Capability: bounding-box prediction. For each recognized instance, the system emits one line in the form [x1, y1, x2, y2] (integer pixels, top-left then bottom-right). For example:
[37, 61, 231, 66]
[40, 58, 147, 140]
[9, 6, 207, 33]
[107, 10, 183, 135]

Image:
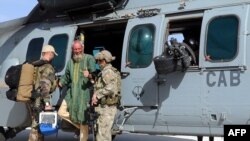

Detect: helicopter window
[26, 37, 44, 62]
[127, 24, 155, 68]
[49, 34, 69, 72]
[168, 18, 202, 65]
[206, 15, 239, 61]
[167, 33, 184, 44]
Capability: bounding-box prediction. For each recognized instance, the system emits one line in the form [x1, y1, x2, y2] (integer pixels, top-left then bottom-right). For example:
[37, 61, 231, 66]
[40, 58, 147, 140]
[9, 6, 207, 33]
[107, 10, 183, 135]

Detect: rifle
[86, 71, 99, 141]
[86, 104, 99, 141]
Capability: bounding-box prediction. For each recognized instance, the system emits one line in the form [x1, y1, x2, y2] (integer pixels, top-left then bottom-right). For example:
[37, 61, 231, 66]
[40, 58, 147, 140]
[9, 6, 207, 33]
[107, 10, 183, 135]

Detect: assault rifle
[86, 104, 99, 141]
[87, 71, 99, 141]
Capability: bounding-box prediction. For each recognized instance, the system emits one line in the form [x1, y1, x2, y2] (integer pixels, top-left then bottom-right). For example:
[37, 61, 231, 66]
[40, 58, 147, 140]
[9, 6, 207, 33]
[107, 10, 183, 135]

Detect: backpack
[5, 60, 48, 102]
[153, 43, 191, 74]
[4, 64, 22, 89]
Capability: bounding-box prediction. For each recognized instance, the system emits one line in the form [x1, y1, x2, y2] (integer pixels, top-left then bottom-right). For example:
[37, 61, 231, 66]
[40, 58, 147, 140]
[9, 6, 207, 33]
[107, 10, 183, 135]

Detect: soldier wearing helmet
[94, 50, 116, 69]
[91, 50, 121, 141]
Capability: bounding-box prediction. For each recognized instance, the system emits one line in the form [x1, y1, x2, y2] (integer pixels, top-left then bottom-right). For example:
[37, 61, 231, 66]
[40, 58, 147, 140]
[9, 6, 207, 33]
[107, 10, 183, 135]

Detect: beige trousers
[58, 100, 89, 141]
[58, 100, 80, 129]
[80, 124, 89, 141]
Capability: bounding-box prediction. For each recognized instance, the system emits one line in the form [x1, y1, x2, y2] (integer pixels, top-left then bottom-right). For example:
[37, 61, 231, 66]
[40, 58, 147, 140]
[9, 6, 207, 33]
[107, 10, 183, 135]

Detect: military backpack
[5, 60, 48, 102]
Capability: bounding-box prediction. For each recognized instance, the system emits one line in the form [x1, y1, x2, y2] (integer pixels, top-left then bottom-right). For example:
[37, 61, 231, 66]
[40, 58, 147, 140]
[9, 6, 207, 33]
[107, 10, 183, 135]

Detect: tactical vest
[105, 67, 121, 106]
[96, 66, 121, 106]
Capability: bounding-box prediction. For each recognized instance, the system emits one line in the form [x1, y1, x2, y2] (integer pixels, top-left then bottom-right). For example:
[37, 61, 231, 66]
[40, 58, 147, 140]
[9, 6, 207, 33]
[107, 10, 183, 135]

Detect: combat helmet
[95, 50, 115, 63]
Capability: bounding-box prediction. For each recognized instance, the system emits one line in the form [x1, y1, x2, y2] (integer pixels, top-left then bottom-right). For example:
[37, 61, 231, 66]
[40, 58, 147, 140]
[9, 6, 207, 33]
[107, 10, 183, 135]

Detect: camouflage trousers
[95, 105, 117, 141]
[28, 97, 44, 141]
[28, 116, 44, 141]
[28, 128, 44, 141]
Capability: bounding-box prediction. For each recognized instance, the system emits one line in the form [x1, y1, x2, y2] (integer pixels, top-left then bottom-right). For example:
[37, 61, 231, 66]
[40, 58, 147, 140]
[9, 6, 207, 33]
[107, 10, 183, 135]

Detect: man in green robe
[58, 40, 96, 141]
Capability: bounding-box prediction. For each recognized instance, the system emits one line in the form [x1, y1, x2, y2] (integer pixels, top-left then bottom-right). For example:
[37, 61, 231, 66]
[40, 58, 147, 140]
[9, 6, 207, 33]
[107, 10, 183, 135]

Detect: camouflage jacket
[94, 64, 121, 104]
[34, 61, 57, 103]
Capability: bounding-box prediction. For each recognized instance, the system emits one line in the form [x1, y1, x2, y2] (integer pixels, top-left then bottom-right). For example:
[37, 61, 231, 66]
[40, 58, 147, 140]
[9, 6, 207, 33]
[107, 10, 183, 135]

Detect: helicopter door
[121, 15, 165, 106]
[199, 5, 249, 135]
[199, 5, 248, 69]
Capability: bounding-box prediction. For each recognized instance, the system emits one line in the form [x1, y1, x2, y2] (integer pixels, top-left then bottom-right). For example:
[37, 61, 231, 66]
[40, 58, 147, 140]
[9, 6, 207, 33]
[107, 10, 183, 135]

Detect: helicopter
[1, 0, 250, 141]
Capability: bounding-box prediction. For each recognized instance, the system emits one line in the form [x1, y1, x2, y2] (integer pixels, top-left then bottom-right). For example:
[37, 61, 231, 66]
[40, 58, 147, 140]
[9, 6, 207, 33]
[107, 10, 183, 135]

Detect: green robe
[60, 54, 96, 124]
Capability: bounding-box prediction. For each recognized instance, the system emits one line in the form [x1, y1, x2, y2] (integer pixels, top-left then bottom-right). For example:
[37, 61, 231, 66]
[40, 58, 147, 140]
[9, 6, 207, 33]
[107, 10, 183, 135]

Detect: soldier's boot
[5, 127, 26, 139]
[5, 128, 17, 139]
[28, 128, 44, 141]
[38, 133, 44, 141]
[80, 124, 89, 141]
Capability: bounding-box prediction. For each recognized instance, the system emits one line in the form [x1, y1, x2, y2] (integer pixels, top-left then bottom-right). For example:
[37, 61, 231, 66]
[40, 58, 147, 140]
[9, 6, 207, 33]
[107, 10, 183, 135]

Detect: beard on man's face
[73, 53, 83, 62]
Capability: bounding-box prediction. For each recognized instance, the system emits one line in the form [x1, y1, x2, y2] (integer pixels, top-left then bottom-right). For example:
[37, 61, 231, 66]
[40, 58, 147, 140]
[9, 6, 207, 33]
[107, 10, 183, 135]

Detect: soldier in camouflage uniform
[91, 50, 121, 141]
[28, 45, 58, 141]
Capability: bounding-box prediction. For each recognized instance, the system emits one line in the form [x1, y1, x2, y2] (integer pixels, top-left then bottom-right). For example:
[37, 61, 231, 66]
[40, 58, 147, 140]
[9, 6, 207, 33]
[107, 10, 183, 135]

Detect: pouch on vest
[103, 67, 121, 106]
[106, 95, 121, 106]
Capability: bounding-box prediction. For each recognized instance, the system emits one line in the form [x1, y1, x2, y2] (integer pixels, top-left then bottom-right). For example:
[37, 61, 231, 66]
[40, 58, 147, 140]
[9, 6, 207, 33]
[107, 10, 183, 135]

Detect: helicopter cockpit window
[26, 37, 44, 62]
[206, 15, 238, 61]
[127, 24, 155, 68]
[49, 34, 68, 72]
